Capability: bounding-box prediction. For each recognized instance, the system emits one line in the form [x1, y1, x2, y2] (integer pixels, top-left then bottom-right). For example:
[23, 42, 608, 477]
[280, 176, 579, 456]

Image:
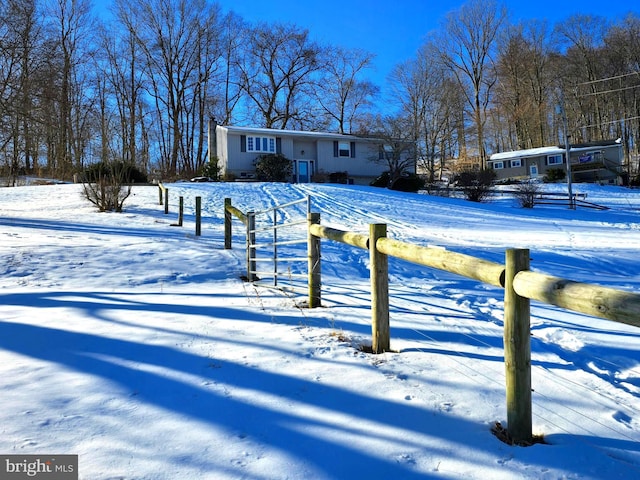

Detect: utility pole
[559, 90, 575, 209]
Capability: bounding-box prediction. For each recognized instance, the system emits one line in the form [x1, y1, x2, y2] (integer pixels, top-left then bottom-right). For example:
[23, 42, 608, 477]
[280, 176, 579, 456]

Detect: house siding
[488, 142, 623, 184]
[216, 125, 400, 184]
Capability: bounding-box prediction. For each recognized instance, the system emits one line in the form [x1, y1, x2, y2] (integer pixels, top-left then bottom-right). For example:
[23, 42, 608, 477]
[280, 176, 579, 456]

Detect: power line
[581, 114, 640, 129]
[580, 83, 640, 97]
[577, 70, 640, 86]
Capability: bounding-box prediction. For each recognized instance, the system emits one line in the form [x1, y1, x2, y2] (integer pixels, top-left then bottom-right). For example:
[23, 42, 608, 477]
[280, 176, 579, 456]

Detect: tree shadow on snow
[1, 288, 637, 478]
[0, 316, 480, 479]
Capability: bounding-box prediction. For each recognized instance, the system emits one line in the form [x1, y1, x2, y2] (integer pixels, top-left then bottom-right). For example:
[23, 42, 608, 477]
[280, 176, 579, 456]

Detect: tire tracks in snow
[294, 184, 424, 236]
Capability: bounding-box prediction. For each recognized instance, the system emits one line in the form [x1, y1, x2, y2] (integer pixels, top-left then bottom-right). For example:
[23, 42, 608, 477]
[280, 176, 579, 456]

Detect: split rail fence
[220, 194, 640, 445]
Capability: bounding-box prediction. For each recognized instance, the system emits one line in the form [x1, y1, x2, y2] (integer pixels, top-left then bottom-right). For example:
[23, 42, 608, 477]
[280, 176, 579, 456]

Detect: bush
[84, 161, 148, 184]
[329, 171, 349, 184]
[454, 168, 496, 202]
[81, 161, 134, 212]
[543, 168, 566, 183]
[254, 153, 292, 182]
[199, 156, 220, 180]
[222, 171, 236, 182]
[514, 181, 540, 208]
[370, 171, 426, 192]
[311, 170, 329, 183]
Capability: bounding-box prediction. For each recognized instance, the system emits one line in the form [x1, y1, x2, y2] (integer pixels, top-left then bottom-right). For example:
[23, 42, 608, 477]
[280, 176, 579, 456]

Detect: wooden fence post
[247, 212, 256, 281]
[224, 198, 232, 249]
[370, 223, 390, 353]
[158, 185, 163, 205]
[178, 196, 184, 227]
[307, 212, 321, 308]
[164, 188, 169, 214]
[195, 196, 202, 236]
[504, 248, 532, 444]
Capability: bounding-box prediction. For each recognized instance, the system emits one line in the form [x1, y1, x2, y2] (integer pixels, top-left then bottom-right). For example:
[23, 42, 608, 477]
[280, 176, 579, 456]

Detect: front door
[294, 160, 314, 183]
[298, 160, 309, 183]
[530, 164, 538, 177]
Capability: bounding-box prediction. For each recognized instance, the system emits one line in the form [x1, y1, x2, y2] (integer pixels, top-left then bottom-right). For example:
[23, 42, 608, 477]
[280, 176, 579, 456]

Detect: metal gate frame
[246, 195, 310, 292]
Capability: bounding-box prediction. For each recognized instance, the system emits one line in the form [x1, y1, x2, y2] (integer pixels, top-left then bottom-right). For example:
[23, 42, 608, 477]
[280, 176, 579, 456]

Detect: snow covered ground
[1, 180, 640, 479]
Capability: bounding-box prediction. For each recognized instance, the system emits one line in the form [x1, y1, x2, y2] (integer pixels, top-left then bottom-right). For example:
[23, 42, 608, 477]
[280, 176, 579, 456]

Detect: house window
[246, 135, 276, 153]
[338, 141, 351, 157]
[547, 154, 563, 165]
[492, 161, 504, 170]
[334, 140, 356, 158]
[510, 159, 522, 168]
[379, 144, 394, 160]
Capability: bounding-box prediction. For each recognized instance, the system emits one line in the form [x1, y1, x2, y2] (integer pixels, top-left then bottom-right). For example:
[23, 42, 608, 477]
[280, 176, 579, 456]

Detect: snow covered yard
[1, 181, 640, 479]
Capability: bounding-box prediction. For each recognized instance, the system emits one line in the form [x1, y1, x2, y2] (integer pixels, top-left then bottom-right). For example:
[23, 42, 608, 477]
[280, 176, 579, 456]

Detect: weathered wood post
[246, 212, 256, 281]
[504, 248, 532, 444]
[178, 196, 184, 227]
[307, 212, 321, 308]
[224, 198, 232, 249]
[370, 223, 390, 353]
[273, 209, 279, 287]
[164, 188, 169, 214]
[195, 196, 202, 236]
[158, 185, 163, 205]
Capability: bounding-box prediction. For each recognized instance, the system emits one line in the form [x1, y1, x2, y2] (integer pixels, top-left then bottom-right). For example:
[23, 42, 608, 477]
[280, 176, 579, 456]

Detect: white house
[214, 125, 401, 184]
[488, 139, 624, 184]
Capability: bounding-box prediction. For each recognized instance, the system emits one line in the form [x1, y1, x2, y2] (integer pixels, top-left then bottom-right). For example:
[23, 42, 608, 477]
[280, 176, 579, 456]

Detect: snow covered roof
[217, 124, 378, 142]
[489, 139, 622, 162]
[490, 146, 563, 161]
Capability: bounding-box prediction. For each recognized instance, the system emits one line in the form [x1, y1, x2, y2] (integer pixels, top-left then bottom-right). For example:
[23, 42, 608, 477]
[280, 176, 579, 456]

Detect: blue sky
[216, 0, 638, 87]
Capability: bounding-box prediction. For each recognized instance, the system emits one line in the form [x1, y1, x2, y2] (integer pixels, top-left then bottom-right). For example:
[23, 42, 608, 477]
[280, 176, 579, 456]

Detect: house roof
[489, 139, 622, 162]
[216, 125, 379, 142]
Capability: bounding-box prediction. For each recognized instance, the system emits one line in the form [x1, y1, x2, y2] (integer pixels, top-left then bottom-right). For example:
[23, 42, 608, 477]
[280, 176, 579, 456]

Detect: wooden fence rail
[512, 270, 640, 327]
[223, 196, 640, 445]
[376, 237, 505, 288]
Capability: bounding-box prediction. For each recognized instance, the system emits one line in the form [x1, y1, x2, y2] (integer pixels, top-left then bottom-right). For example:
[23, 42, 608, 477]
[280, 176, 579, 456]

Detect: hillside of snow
[1, 181, 639, 479]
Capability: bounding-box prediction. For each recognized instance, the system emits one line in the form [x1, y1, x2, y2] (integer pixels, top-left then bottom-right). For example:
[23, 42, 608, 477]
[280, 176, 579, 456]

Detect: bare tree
[316, 46, 378, 134]
[390, 41, 462, 183]
[0, 0, 50, 184]
[96, 12, 147, 171]
[554, 14, 611, 143]
[0, 1, 25, 183]
[116, 0, 223, 177]
[494, 20, 555, 150]
[44, 0, 95, 180]
[238, 22, 321, 129]
[217, 11, 246, 125]
[366, 114, 417, 188]
[604, 14, 640, 176]
[437, 0, 507, 168]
